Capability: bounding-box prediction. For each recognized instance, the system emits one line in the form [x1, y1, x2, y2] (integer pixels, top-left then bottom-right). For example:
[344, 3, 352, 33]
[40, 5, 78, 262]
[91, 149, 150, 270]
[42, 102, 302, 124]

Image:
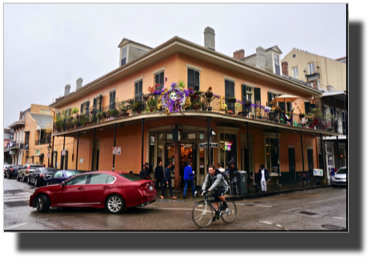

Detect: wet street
[3, 177, 347, 231]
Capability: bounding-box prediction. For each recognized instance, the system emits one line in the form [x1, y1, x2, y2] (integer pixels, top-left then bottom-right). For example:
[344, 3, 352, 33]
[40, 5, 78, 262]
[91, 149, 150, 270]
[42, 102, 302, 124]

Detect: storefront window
[157, 144, 163, 165]
[199, 133, 204, 140]
[219, 133, 237, 170]
[181, 132, 196, 140]
[167, 133, 172, 140]
[199, 148, 205, 175]
[158, 133, 163, 140]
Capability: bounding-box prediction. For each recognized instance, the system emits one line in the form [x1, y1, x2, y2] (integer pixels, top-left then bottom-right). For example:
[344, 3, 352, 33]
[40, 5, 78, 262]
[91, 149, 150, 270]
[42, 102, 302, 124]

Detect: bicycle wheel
[192, 201, 214, 228]
[221, 200, 237, 224]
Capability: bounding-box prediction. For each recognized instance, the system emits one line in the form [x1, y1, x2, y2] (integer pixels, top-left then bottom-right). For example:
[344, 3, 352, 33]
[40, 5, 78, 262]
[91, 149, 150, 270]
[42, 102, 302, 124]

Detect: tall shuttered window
[188, 68, 200, 91]
[225, 80, 235, 113]
[308, 62, 315, 74]
[304, 102, 311, 115]
[155, 71, 164, 91]
[121, 47, 127, 66]
[286, 102, 292, 112]
[267, 92, 276, 106]
[241, 84, 247, 102]
[110, 91, 116, 110]
[135, 80, 143, 102]
[254, 88, 261, 110]
[274, 54, 281, 75]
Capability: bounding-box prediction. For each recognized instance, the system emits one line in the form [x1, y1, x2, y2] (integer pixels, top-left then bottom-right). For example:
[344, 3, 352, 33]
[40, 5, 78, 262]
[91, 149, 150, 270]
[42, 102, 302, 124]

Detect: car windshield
[336, 168, 347, 174]
[65, 171, 83, 177]
[40, 168, 57, 173]
[119, 173, 143, 182]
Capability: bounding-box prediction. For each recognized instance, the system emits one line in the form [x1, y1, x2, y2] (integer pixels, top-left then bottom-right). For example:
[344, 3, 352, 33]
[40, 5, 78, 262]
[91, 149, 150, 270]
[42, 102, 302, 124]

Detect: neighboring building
[234, 46, 283, 76]
[49, 27, 340, 189]
[319, 90, 347, 182]
[335, 56, 346, 63]
[281, 48, 346, 91]
[6, 105, 54, 166]
[4, 128, 14, 164]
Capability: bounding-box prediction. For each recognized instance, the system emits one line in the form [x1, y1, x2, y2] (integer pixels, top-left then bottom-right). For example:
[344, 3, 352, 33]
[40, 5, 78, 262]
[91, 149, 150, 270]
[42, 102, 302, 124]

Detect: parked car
[4, 164, 12, 177]
[30, 171, 156, 214]
[17, 164, 43, 182]
[28, 167, 58, 187]
[46, 170, 85, 185]
[5, 165, 24, 179]
[331, 167, 347, 186]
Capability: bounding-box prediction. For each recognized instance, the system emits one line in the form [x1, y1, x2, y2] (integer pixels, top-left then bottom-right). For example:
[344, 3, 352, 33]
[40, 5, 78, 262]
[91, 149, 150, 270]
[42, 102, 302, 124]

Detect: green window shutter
[254, 88, 261, 106]
[242, 84, 247, 101]
[267, 92, 272, 106]
[99, 95, 103, 112]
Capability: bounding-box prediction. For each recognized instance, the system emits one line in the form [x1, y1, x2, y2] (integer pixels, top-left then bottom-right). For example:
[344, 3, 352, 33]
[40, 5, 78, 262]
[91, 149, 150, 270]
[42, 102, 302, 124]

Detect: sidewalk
[158, 183, 333, 202]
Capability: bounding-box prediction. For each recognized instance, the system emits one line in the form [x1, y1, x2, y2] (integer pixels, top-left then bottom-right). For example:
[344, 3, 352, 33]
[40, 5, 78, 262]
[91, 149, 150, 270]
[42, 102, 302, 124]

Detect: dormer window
[274, 54, 280, 75]
[121, 47, 127, 66]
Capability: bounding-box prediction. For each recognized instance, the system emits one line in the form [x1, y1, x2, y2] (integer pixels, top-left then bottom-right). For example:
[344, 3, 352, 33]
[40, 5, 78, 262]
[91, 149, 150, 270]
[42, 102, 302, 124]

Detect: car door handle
[78, 187, 85, 190]
[103, 186, 110, 189]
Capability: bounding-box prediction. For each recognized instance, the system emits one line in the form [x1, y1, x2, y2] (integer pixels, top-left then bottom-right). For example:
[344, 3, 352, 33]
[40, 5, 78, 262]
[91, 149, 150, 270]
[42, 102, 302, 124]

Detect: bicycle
[192, 191, 237, 228]
[298, 173, 310, 187]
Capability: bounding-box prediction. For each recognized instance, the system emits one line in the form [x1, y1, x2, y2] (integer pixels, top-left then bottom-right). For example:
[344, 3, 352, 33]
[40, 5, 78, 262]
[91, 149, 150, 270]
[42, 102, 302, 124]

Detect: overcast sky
[3, 3, 346, 128]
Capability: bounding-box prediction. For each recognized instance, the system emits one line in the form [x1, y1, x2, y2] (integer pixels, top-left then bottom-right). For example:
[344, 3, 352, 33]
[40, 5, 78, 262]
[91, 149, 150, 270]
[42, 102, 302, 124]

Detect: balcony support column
[141, 118, 145, 172]
[76, 131, 80, 170]
[91, 129, 96, 171]
[62, 134, 66, 170]
[246, 122, 250, 176]
[51, 136, 55, 168]
[207, 116, 210, 169]
[276, 127, 281, 183]
[112, 123, 117, 171]
[320, 133, 325, 179]
[336, 136, 340, 168]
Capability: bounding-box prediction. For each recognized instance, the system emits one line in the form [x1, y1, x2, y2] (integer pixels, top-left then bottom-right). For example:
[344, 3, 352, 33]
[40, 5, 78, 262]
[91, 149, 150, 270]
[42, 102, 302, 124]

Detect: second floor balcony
[35, 138, 51, 146]
[52, 85, 342, 136]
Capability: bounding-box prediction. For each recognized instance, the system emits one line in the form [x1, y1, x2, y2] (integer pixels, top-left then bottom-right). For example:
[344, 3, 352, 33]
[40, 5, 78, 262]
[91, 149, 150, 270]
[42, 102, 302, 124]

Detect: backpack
[215, 169, 230, 184]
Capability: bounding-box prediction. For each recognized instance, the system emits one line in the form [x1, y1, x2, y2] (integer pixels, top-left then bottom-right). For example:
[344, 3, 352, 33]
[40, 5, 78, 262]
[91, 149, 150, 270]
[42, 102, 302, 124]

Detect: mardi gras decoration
[235, 102, 243, 112]
[217, 99, 227, 111]
[158, 83, 194, 115]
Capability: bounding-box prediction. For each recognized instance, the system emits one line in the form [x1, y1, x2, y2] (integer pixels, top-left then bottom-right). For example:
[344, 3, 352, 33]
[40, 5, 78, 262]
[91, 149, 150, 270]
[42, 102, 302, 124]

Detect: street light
[209, 127, 216, 142]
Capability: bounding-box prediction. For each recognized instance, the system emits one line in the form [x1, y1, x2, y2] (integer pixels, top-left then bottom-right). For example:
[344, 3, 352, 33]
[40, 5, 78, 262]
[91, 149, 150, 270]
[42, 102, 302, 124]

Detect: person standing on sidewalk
[161, 162, 177, 200]
[154, 161, 164, 191]
[183, 161, 195, 199]
[259, 164, 270, 192]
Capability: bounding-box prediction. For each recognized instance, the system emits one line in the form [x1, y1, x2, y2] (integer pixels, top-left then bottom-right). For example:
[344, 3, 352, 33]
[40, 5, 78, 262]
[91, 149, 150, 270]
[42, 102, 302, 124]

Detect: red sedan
[29, 171, 156, 214]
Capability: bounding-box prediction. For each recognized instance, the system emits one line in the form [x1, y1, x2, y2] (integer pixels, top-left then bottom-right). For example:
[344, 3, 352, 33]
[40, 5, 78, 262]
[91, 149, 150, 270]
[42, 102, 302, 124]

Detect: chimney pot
[327, 85, 334, 92]
[204, 27, 215, 51]
[233, 49, 245, 60]
[76, 78, 83, 90]
[64, 84, 71, 96]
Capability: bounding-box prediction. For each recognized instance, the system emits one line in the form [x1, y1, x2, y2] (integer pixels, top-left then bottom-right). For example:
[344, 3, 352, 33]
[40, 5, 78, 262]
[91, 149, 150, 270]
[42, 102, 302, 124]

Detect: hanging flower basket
[143, 94, 150, 100]
[227, 97, 236, 103]
[299, 113, 305, 118]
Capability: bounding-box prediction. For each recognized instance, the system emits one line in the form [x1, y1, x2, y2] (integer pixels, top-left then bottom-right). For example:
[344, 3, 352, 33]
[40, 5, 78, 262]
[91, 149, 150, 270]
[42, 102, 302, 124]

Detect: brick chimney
[233, 49, 245, 60]
[282, 61, 289, 76]
[327, 85, 334, 91]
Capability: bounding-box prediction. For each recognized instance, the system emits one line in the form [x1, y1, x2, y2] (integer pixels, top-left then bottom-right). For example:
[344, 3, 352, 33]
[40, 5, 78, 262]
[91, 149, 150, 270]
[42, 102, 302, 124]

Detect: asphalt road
[3, 177, 347, 231]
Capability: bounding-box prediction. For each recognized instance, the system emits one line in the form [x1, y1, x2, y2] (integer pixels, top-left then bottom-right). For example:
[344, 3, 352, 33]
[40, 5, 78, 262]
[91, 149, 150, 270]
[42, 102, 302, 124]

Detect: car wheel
[106, 195, 125, 214]
[36, 194, 50, 213]
[22, 175, 25, 182]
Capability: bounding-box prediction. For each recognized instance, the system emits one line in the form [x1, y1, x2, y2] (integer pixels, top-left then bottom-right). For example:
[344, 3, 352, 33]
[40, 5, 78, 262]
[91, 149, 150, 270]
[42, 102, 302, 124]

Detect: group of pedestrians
[141, 160, 271, 199]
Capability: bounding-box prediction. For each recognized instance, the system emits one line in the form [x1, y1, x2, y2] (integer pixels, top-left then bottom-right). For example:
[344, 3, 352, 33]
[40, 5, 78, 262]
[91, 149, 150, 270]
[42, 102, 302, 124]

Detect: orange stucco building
[49, 30, 340, 190]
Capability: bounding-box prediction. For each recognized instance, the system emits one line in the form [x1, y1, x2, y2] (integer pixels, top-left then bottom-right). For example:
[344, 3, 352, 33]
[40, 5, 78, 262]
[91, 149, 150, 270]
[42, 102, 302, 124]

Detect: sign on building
[313, 169, 323, 177]
[35, 150, 40, 155]
[113, 147, 121, 155]
[47, 152, 50, 158]
[61, 150, 66, 156]
[199, 142, 218, 148]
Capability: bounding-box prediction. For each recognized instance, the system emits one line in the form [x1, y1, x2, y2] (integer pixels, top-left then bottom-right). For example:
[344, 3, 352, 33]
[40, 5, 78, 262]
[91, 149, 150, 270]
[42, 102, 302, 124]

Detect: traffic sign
[199, 142, 218, 148]
[47, 152, 51, 158]
[113, 147, 121, 155]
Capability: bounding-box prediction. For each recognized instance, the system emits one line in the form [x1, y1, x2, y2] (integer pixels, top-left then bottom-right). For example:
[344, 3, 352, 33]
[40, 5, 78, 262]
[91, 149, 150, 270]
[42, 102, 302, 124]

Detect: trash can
[234, 171, 247, 195]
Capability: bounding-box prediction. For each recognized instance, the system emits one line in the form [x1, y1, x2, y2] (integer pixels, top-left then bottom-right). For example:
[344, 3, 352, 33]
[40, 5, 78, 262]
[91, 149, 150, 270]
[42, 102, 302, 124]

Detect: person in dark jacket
[259, 164, 270, 192]
[160, 162, 177, 200]
[229, 163, 238, 181]
[154, 161, 164, 190]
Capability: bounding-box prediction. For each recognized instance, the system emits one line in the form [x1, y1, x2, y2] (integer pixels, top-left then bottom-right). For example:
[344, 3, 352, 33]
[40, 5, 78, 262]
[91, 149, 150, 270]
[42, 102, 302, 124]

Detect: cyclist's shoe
[220, 202, 228, 211]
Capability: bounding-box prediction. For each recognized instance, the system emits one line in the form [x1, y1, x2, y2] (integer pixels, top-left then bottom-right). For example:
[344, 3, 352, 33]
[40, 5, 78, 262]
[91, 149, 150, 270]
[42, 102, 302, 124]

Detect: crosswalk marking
[4, 192, 32, 203]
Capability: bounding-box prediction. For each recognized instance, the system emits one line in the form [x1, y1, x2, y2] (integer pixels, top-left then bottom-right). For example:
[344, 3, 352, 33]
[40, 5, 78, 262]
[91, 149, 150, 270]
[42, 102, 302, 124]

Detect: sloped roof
[281, 74, 313, 88]
[30, 113, 53, 130]
[118, 38, 153, 49]
[241, 45, 283, 60]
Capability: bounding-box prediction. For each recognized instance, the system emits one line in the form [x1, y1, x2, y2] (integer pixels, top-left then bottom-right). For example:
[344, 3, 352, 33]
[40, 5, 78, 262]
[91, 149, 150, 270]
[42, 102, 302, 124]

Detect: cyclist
[201, 165, 229, 221]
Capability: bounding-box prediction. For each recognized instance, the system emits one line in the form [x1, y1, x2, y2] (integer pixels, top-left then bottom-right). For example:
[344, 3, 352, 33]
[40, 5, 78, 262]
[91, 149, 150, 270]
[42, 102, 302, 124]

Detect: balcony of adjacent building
[52, 88, 341, 138]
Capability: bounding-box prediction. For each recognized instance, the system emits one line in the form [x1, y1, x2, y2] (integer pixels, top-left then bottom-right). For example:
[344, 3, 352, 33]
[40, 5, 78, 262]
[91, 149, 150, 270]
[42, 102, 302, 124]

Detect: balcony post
[207, 116, 210, 169]
[76, 131, 80, 170]
[320, 133, 325, 179]
[246, 122, 250, 176]
[336, 136, 340, 168]
[300, 131, 305, 172]
[276, 127, 281, 182]
[112, 123, 117, 171]
[51, 136, 55, 168]
[62, 134, 66, 170]
[141, 118, 145, 171]
[91, 129, 96, 171]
